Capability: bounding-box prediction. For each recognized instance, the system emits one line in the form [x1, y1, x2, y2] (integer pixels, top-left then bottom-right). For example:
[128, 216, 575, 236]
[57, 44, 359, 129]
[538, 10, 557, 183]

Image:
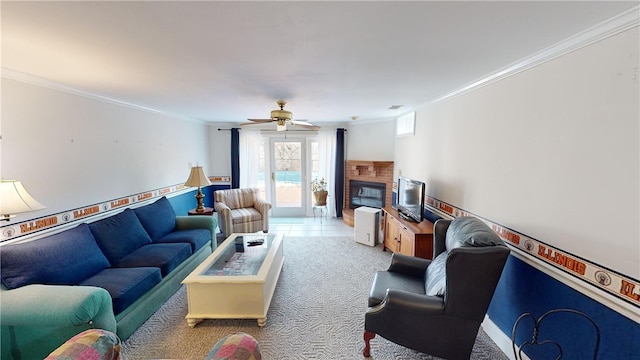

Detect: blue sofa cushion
[113, 243, 192, 277]
[134, 196, 176, 241]
[155, 229, 211, 252]
[80, 267, 162, 315]
[445, 216, 503, 250]
[0, 224, 110, 289]
[89, 209, 153, 265]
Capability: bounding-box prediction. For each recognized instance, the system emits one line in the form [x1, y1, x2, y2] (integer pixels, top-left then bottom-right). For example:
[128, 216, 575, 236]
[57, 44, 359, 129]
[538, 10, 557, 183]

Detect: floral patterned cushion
[205, 332, 261, 360]
[45, 329, 120, 360]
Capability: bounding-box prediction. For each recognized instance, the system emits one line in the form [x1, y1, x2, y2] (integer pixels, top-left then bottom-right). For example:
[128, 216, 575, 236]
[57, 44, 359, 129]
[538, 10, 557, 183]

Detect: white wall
[207, 124, 234, 176]
[346, 119, 395, 160]
[1, 77, 210, 222]
[395, 28, 639, 278]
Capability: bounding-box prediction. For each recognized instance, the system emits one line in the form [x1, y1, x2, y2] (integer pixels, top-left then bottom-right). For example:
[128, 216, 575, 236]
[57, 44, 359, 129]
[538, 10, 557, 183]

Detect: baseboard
[481, 315, 531, 360]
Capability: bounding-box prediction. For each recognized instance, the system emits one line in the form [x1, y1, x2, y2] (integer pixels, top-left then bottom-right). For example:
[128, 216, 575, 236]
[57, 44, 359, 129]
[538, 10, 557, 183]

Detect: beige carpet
[121, 236, 508, 359]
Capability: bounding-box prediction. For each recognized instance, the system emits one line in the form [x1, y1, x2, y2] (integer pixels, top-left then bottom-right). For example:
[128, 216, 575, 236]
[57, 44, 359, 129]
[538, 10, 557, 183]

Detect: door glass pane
[274, 141, 301, 207]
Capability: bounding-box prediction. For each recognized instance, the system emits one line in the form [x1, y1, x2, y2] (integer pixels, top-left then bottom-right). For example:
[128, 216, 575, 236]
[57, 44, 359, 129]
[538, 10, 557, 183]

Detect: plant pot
[313, 190, 328, 206]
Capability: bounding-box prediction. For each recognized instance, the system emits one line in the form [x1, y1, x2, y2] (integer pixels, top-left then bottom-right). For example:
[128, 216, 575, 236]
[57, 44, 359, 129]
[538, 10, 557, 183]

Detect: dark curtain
[231, 128, 240, 189]
[335, 128, 346, 218]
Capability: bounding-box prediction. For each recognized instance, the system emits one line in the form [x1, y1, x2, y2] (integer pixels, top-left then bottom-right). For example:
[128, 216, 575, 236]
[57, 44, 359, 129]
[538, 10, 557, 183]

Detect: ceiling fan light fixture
[245, 101, 319, 131]
[270, 109, 292, 121]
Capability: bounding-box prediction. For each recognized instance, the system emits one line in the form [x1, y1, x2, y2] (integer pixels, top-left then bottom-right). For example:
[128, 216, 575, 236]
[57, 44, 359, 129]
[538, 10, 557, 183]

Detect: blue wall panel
[168, 185, 230, 216]
[489, 256, 640, 359]
[168, 190, 197, 216]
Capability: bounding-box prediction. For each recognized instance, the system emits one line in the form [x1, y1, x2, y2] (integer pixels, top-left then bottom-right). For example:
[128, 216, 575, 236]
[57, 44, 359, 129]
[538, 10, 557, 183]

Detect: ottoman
[205, 332, 261, 360]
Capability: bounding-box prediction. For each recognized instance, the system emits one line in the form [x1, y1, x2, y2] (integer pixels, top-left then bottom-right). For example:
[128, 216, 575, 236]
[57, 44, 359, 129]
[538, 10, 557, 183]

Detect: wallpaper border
[425, 195, 639, 323]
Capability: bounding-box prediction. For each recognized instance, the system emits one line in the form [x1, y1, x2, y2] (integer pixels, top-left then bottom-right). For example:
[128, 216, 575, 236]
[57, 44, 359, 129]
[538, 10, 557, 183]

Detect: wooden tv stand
[381, 207, 434, 259]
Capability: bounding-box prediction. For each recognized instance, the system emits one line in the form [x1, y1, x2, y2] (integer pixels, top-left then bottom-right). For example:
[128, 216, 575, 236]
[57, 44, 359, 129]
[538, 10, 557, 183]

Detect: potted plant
[310, 177, 328, 206]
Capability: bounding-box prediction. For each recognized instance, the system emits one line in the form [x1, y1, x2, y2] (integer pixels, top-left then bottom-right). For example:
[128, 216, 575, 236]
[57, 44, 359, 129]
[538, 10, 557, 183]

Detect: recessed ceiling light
[351, 116, 359, 121]
[388, 105, 403, 110]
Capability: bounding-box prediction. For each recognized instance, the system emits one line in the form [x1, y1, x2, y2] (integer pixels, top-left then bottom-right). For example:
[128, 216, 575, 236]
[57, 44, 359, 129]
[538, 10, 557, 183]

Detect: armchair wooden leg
[363, 330, 376, 357]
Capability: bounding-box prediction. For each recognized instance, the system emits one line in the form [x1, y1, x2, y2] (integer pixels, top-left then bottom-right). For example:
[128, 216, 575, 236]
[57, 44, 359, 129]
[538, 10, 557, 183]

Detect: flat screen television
[396, 176, 425, 222]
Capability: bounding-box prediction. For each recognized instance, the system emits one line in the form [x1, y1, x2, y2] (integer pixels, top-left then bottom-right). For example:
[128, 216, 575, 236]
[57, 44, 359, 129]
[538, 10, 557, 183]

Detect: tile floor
[269, 216, 355, 237]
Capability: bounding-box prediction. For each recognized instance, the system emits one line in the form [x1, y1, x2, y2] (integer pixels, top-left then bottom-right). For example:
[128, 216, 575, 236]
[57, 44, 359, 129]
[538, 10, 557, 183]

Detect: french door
[269, 138, 307, 217]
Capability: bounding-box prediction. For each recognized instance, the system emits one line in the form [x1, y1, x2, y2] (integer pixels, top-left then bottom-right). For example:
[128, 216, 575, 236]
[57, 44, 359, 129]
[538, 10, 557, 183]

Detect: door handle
[271, 172, 275, 181]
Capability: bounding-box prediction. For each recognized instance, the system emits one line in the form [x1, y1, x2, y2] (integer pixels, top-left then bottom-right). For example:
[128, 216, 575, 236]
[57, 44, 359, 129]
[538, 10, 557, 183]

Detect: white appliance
[354, 206, 381, 246]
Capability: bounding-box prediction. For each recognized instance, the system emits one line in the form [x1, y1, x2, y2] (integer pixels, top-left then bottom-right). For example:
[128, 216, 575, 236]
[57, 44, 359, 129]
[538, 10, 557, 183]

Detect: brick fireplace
[342, 160, 394, 226]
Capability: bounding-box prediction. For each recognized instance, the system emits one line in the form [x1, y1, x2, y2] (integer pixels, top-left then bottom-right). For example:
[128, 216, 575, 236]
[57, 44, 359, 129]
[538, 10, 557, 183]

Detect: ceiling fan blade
[291, 120, 320, 130]
[290, 121, 320, 131]
[247, 119, 275, 123]
[291, 120, 314, 126]
[240, 121, 269, 126]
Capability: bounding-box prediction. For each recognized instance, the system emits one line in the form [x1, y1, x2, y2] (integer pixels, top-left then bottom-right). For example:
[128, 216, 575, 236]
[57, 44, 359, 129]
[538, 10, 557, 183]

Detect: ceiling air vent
[388, 105, 403, 110]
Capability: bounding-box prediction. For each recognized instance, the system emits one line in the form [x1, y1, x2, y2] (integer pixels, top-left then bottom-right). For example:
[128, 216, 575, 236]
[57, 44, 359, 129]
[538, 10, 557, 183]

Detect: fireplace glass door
[350, 180, 386, 209]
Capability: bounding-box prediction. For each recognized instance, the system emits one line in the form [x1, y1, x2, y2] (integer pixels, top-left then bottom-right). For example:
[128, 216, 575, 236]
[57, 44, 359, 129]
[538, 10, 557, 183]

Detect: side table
[188, 207, 214, 216]
[313, 205, 327, 224]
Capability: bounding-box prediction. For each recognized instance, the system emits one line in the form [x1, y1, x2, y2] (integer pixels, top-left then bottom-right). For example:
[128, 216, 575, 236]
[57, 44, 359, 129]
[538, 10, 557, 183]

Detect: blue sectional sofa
[0, 196, 217, 360]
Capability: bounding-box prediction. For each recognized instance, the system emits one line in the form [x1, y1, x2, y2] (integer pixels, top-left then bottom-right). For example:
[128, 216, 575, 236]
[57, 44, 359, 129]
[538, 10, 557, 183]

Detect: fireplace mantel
[348, 161, 394, 177]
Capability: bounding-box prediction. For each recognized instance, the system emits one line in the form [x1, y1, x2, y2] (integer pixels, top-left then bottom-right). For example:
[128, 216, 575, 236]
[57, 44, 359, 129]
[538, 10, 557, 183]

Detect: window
[397, 112, 416, 136]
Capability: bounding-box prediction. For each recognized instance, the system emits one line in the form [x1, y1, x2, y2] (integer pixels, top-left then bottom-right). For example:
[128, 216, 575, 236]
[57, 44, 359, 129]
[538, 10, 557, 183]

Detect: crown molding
[3, 6, 637, 123]
[430, 5, 640, 105]
[1, 68, 205, 124]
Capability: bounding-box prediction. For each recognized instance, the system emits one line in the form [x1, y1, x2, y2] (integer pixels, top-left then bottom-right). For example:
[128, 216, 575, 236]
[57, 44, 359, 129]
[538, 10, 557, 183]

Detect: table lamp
[184, 166, 211, 212]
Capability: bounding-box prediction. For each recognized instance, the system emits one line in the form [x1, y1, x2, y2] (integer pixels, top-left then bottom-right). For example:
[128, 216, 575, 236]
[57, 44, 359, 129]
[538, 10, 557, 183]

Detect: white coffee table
[182, 233, 284, 327]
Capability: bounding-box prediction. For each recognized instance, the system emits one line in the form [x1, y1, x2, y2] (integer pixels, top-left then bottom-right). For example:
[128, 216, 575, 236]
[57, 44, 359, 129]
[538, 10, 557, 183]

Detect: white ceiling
[2, 1, 637, 125]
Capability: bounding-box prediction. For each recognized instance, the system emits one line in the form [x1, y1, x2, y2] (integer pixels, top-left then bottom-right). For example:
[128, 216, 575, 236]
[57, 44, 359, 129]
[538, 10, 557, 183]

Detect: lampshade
[0, 179, 46, 220]
[184, 166, 211, 187]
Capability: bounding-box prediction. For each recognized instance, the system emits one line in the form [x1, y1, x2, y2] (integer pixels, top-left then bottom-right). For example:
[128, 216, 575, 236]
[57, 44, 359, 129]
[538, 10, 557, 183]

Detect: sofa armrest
[433, 219, 451, 257]
[175, 216, 217, 235]
[47, 329, 121, 360]
[253, 198, 272, 212]
[381, 289, 445, 314]
[0, 284, 116, 332]
[213, 202, 233, 237]
[253, 198, 272, 232]
[387, 253, 431, 277]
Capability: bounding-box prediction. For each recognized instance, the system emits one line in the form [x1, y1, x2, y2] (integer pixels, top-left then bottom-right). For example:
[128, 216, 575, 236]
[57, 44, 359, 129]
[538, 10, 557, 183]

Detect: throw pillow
[89, 209, 152, 265]
[424, 251, 447, 296]
[134, 196, 176, 241]
[0, 224, 110, 289]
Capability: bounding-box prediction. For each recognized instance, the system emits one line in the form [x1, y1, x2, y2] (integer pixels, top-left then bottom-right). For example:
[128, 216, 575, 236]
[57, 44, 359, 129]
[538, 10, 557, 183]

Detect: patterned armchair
[213, 188, 271, 238]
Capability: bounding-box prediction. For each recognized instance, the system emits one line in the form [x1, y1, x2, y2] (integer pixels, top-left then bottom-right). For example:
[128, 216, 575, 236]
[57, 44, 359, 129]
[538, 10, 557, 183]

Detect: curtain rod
[259, 129, 319, 134]
[218, 128, 347, 132]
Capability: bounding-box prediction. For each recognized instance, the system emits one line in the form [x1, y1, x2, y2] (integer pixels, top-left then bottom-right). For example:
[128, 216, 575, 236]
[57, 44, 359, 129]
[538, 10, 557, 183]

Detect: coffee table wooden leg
[187, 318, 203, 328]
[257, 317, 266, 327]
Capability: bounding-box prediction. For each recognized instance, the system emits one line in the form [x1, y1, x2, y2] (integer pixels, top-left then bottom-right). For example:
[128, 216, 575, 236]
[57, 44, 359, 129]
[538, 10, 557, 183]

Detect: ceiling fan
[243, 101, 320, 131]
